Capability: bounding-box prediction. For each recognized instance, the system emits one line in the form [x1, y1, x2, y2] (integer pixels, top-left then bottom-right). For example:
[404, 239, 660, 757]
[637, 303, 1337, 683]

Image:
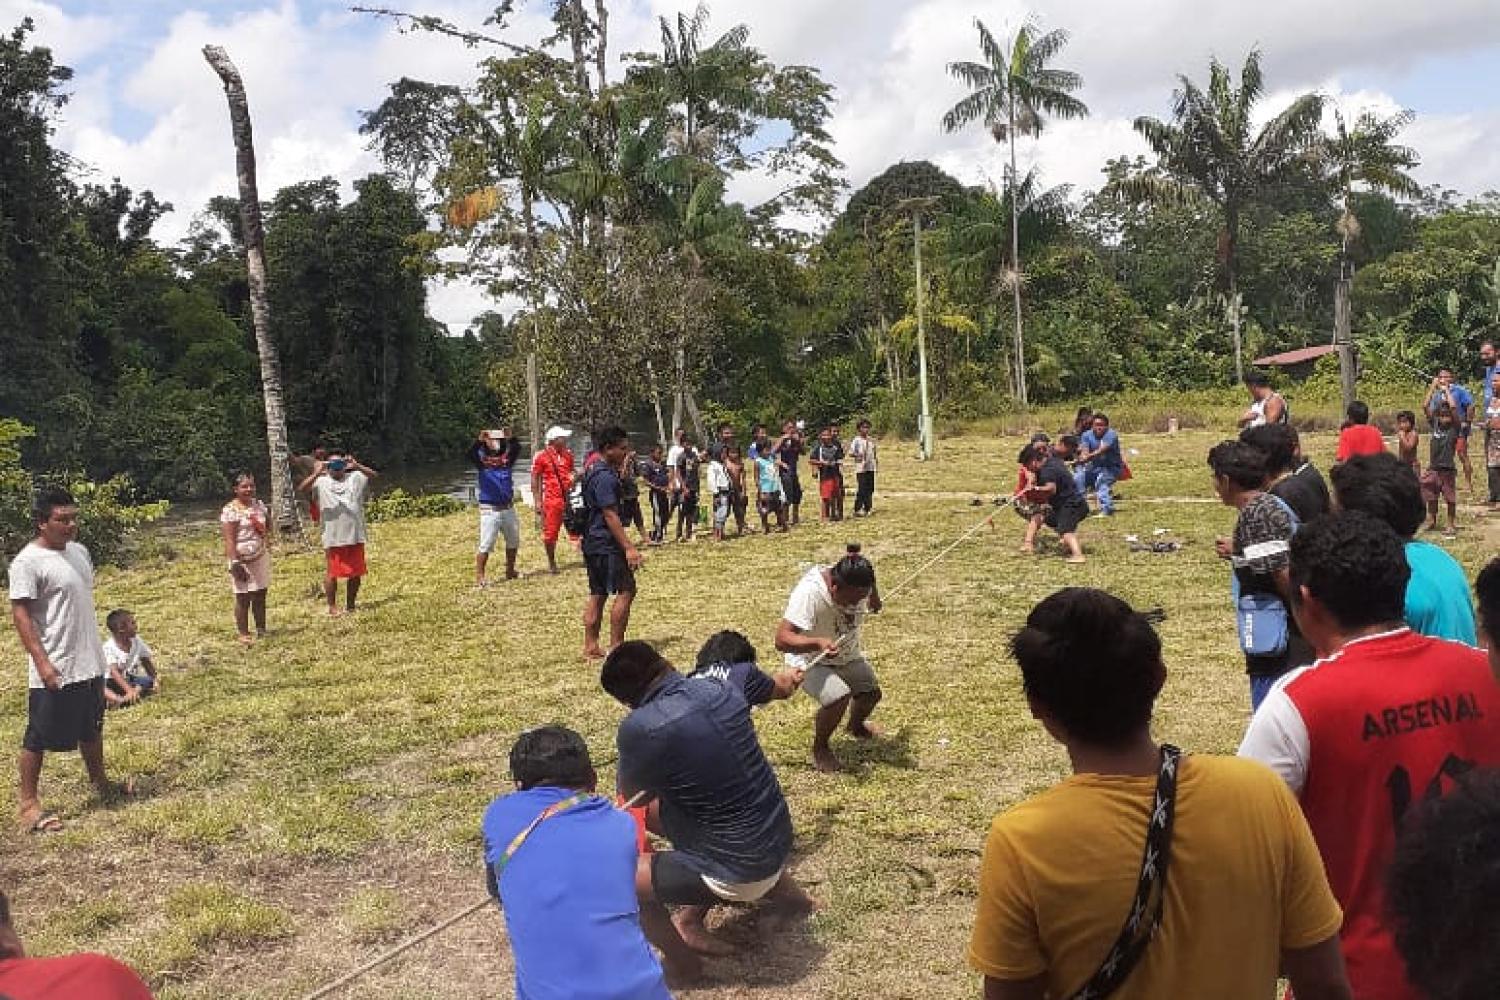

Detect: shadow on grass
[686, 904, 829, 992]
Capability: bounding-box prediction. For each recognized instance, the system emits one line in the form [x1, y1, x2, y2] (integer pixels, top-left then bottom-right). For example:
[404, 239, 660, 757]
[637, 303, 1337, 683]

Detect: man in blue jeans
[1075, 413, 1123, 516]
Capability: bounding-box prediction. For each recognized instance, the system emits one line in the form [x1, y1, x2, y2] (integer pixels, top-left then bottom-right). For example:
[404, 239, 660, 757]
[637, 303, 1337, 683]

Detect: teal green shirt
[1403, 541, 1477, 646]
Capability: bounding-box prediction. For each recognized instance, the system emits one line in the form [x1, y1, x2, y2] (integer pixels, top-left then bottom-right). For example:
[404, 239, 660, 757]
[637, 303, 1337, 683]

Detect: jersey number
[1385, 754, 1475, 826]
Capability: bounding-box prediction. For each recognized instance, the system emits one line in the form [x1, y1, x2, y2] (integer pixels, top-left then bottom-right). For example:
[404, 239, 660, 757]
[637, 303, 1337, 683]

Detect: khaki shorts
[802, 656, 879, 706]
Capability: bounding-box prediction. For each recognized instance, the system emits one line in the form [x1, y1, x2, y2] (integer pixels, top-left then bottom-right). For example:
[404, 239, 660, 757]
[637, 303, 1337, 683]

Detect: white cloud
[11, 0, 1500, 332]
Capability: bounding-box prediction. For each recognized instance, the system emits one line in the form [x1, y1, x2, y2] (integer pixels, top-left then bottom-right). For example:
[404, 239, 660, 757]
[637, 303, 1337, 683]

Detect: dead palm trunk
[1004, 96, 1027, 408]
[203, 45, 301, 534]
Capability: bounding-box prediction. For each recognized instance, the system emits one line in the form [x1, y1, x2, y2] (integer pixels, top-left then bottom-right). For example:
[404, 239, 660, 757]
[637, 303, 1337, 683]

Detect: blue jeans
[1075, 466, 1117, 514]
[1249, 674, 1278, 711]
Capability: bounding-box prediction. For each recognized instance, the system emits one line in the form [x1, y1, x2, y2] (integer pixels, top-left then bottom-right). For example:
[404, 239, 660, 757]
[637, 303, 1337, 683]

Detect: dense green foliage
[3, 8, 1499, 516]
[0, 19, 500, 508]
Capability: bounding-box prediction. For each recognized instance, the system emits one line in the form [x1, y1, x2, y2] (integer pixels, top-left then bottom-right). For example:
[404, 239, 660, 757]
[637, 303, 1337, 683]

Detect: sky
[8, 0, 1500, 332]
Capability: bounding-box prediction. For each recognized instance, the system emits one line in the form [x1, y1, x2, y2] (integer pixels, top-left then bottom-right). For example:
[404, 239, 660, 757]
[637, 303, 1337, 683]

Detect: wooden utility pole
[1334, 274, 1356, 413]
[203, 45, 301, 533]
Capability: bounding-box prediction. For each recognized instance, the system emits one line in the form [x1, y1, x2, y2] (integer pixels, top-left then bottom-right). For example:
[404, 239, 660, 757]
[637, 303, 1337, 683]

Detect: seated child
[482, 726, 673, 997]
[102, 609, 158, 707]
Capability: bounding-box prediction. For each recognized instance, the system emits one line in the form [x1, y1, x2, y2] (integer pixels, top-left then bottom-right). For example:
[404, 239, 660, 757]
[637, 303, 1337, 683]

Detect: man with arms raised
[9, 488, 129, 833]
[1240, 511, 1500, 1000]
[602, 636, 811, 967]
[971, 587, 1350, 1000]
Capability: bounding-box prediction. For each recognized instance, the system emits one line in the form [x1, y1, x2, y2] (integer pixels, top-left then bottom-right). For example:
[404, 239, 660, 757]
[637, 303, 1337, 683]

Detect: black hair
[1010, 588, 1163, 746]
[1018, 442, 1046, 466]
[1057, 434, 1079, 453]
[1435, 403, 1455, 418]
[0, 889, 8, 926]
[231, 469, 255, 487]
[1437, 367, 1453, 376]
[1475, 557, 1500, 649]
[325, 446, 347, 457]
[1329, 452, 1426, 539]
[695, 630, 757, 670]
[1347, 400, 1370, 424]
[1090, 412, 1109, 426]
[509, 725, 594, 791]
[830, 543, 876, 589]
[1207, 440, 1268, 490]
[857, 419, 872, 430]
[600, 640, 670, 707]
[1074, 406, 1093, 420]
[595, 425, 629, 450]
[31, 486, 76, 528]
[1288, 512, 1410, 627]
[1388, 767, 1500, 1000]
[1396, 409, 1416, 425]
[1238, 423, 1296, 475]
[717, 422, 733, 433]
[1243, 370, 1270, 388]
[106, 609, 133, 633]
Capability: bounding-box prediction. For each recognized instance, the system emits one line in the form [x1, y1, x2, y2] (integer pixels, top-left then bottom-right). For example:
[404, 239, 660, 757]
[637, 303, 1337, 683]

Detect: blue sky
[8, 0, 1500, 330]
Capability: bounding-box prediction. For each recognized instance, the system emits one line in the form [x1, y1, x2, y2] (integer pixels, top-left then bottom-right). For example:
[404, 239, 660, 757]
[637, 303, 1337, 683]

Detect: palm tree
[942, 17, 1087, 406]
[1120, 49, 1323, 382]
[1323, 107, 1421, 406]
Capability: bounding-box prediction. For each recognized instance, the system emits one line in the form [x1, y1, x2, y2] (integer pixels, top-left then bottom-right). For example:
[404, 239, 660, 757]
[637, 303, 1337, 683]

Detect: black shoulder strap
[1067, 745, 1183, 1000]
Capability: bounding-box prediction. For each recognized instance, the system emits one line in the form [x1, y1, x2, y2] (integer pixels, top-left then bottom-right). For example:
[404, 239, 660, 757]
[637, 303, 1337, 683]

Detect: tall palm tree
[1120, 50, 1323, 381]
[942, 17, 1087, 406]
[1324, 107, 1421, 278]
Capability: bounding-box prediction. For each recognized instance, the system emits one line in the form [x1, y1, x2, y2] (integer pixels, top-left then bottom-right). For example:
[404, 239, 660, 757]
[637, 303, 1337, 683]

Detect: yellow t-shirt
[969, 754, 1342, 999]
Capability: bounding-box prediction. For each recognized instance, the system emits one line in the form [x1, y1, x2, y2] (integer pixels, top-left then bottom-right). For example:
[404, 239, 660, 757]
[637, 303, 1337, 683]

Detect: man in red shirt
[1335, 401, 1387, 462]
[531, 426, 576, 574]
[1240, 511, 1500, 1000]
[0, 890, 153, 998]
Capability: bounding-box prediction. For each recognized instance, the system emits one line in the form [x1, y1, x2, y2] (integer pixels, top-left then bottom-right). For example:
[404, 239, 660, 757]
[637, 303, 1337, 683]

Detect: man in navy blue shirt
[469, 429, 522, 587]
[482, 726, 679, 996]
[582, 427, 643, 659]
[602, 635, 814, 959]
[1074, 412, 1123, 516]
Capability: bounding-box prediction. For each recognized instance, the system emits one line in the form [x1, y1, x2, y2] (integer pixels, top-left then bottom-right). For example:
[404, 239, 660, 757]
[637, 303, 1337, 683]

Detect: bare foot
[672, 911, 736, 956]
[847, 720, 884, 740]
[812, 745, 843, 772]
[237, 633, 255, 646]
[327, 607, 343, 618]
[1017, 543, 1034, 554]
[1065, 555, 1087, 564]
[583, 645, 607, 660]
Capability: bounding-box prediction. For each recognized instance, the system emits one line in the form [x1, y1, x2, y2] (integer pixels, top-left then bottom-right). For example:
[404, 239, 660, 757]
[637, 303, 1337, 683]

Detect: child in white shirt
[102, 608, 158, 707]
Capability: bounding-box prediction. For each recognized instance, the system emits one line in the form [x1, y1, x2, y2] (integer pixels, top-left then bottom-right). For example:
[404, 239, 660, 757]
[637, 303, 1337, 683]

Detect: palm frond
[942, 89, 997, 133]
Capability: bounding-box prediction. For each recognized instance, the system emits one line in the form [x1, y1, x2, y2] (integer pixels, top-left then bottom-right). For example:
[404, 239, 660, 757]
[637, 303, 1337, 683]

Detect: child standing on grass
[1421, 404, 1460, 536]
[708, 449, 732, 542]
[102, 609, 158, 708]
[674, 442, 701, 542]
[755, 448, 788, 534]
[1485, 371, 1500, 507]
[809, 426, 844, 523]
[1395, 410, 1420, 476]
[642, 444, 671, 543]
[725, 444, 749, 536]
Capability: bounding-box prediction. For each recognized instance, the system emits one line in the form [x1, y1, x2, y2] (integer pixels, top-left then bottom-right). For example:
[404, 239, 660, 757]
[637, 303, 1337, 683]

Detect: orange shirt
[1335, 424, 1387, 462]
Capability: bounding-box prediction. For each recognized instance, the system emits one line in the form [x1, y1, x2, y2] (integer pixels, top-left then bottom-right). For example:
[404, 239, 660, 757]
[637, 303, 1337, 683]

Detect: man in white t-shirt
[298, 449, 378, 616]
[8, 488, 127, 833]
[774, 546, 884, 772]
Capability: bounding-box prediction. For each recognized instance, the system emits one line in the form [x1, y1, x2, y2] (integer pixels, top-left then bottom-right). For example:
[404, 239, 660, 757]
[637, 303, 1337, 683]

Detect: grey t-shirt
[314, 471, 371, 548]
[7, 541, 106, 688]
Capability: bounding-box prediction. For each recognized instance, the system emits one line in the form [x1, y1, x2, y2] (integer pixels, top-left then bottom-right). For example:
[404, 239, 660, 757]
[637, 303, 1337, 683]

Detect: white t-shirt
[313, 471, 370, 548]
[666, 444, 685, 471]
[103, 635, 155, 683]
[707, 461, 732, 495]
[781, 566, 865, 667]
[850, 435, 878, 473]
[7, 541, 106, 688]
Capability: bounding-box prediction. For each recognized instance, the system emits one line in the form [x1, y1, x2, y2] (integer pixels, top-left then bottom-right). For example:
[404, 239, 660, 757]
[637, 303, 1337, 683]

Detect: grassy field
[1, 429, 1494, 999]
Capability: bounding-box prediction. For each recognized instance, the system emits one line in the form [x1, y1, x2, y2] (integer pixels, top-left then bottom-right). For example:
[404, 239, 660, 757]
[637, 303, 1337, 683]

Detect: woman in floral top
[220, 472, 272, 644]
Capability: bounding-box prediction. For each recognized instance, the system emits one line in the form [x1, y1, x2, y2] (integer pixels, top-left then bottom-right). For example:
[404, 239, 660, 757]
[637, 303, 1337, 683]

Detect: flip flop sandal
[27, 810, 64, 834]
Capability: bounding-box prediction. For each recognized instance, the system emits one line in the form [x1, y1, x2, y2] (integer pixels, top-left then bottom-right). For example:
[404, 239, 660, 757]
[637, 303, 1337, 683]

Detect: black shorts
[585, 551, 636, 596]
[24, 678, 105, 752]
[651, 851, 728, 907]
[780, 473, 803, 506]
[1045, 498, 1089, 535]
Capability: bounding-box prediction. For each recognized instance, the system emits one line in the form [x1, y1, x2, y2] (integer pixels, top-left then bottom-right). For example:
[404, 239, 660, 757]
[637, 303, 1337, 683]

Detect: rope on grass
[299, 789, 649, 1000]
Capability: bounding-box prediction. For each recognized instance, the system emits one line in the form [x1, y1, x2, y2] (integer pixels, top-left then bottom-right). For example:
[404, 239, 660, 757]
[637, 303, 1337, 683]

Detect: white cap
[544, 425, 572, 443]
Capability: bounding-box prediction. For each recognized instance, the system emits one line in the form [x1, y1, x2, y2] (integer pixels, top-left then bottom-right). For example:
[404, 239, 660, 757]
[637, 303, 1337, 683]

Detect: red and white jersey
[1239, 628, 1500, 1000]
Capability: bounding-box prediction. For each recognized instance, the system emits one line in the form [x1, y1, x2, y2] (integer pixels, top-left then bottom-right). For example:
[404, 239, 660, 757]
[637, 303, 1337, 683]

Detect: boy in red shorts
[808, 425, 844, 522]
[298, 449, 377, 615]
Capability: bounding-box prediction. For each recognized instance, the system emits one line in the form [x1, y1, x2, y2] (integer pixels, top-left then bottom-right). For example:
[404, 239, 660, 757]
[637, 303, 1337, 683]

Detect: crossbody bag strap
[491, 792, 593, 891]
[1066, 745, 1184, 1000]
